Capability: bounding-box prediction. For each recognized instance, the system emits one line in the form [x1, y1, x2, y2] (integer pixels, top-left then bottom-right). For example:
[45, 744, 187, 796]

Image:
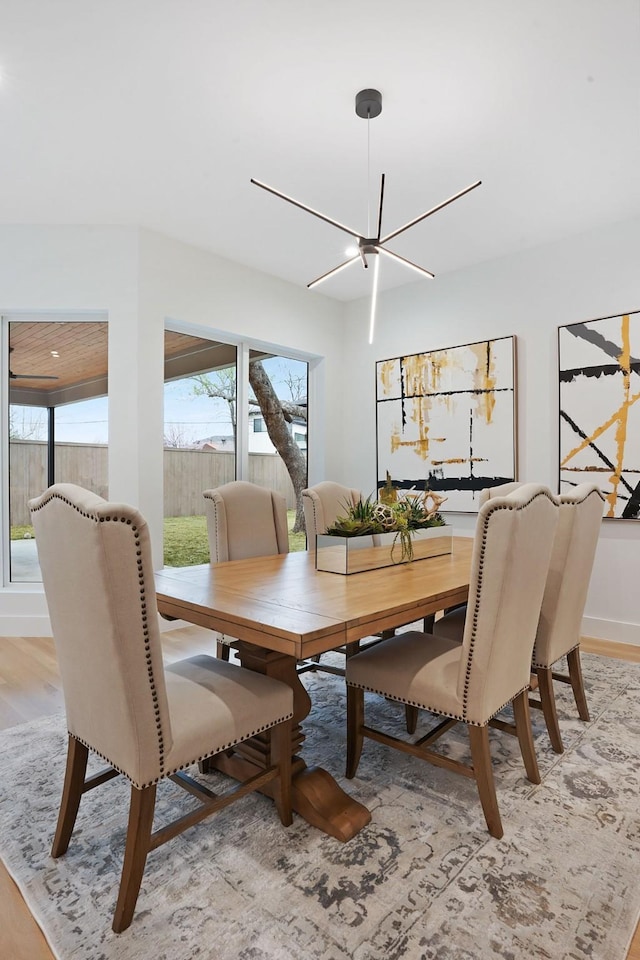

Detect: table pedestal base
[206, 641, 371, 842]
[210, 751, 370, 842]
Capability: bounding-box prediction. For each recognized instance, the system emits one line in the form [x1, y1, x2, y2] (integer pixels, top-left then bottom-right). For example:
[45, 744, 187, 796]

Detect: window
[5, 317, 108, 583]
[162, 331, 309, 563]
[163, 331, 237, 567]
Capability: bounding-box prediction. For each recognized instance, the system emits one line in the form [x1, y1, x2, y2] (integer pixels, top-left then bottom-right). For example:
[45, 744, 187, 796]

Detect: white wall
[0, 225, 345, 635]
[342, 215, 640, 645]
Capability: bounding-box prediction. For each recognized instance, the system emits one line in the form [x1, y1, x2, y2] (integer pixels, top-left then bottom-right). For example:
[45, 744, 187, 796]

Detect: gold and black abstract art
[559, 310, 640, 520]
[376, 337, 516, 512]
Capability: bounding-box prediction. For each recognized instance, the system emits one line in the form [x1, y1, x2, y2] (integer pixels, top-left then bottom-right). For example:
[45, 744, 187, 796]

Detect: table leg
[209, 642, 371, 842]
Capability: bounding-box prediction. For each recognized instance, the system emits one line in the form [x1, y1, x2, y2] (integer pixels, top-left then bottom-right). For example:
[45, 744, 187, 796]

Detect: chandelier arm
[251, 179, 362, 240]
[376, 174, 386, 241]
[379, 179, 482, 245]
[307, 255, 360, 289]
[377, 245, 435, 279]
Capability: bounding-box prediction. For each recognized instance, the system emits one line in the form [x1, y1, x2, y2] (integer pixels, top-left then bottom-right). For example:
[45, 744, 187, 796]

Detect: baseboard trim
[0, 616, 51, 636]
[582, 616, 640, 646]
[0, 613, 190, 638]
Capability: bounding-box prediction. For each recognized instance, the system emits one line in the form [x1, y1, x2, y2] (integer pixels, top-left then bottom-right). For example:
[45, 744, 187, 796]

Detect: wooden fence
[9, 440, 296, 526]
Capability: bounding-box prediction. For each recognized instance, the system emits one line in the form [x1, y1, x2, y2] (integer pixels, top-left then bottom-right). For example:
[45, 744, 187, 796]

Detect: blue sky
[12, 356, 307, 445]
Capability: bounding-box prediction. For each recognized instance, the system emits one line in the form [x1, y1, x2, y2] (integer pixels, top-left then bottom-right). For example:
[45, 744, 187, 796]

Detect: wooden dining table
[155, 536, 473, 842]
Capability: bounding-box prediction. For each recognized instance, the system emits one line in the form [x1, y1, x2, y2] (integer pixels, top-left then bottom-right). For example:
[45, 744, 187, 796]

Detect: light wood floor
[0, 630, 639, 960]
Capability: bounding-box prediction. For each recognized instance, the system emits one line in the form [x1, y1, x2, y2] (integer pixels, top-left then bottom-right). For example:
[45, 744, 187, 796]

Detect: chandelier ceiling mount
[251, 89, 481, 342]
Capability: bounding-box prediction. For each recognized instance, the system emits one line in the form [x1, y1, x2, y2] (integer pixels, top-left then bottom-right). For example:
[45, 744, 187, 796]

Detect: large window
[5, 317, 108, 583]
[162, 331, 308, 566]
[163, 332, 238, 566]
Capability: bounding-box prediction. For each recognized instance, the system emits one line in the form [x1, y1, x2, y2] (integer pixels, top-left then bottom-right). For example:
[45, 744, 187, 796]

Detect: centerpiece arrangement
[316, 478, 451, 575]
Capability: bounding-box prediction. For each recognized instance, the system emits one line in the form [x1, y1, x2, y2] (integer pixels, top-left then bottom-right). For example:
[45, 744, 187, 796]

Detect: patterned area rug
[1, 652, 640, 960]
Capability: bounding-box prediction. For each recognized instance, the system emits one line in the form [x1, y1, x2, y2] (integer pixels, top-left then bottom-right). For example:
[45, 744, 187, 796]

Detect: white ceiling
[1, 0, 639, 301]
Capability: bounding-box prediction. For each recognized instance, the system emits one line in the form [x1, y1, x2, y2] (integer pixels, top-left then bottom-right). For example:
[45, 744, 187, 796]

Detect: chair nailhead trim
[346, 681, 529, 728]
[203, 491, 223, 562]
[532, 642, 579, 670]
[69, 708, 294, 789]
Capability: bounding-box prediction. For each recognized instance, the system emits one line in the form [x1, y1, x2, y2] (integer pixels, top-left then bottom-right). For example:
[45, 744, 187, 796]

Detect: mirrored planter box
[315, 526, 452, 575]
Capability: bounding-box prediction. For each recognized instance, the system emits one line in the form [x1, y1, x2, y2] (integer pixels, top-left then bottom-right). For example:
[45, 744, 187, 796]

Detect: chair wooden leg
[405, 704, 419, 734]
[468, 725, 503, 839]
[52, 735, 89, 858]
[567, 647, 590, 722]
[536, 666, 564, 754]
[270, 719, 293, 827]
[216, 639, 230, 661]
[346, 685, 365, 779]
[112, 784, 157, 933]
[512, 690, 541, 784]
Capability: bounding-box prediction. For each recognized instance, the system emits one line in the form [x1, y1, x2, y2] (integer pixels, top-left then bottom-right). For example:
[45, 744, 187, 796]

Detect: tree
[9, 407, 46, 440]
[191, 368, 237, 445]
[192, 360, 308, 533]
[248, 360, 308, 532]
[163, 423, 190, 448]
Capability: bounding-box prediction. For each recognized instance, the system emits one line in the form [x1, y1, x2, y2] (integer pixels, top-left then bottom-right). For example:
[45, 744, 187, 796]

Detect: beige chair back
[533, 483, 604, 668]
[203, 480, 289, 562]
[477, 481, 522, 507]
[29, 483, 172, 787]
[302, 481, 361, 550]
[458, 484, 558, 723]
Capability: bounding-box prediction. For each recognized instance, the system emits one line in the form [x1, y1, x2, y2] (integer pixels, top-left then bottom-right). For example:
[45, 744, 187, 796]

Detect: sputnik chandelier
[252, 89, 481, 343]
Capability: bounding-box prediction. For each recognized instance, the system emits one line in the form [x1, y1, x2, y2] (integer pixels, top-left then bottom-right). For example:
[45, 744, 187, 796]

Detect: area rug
[1, 653, 640, 960]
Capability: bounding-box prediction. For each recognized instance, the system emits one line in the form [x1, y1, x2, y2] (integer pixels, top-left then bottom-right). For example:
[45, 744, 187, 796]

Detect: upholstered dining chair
[531, 483, 604, 750]
[437, 481, 605, 753]
[302, 481, 362, 551]
[345, 484, 559, 839]
[204, 479, 289, 562]
[30, 483, 293, 933]
[203, 480, 289, 660]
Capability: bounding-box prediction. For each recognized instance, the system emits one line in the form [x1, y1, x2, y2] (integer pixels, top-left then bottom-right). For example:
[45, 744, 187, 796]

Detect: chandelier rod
[381, 179, 482, 245]
[367, 108, 371, 237]
[250, 179, 362, 240]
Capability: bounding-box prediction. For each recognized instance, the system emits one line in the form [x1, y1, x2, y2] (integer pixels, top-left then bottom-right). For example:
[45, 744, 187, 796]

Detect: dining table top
[155, 536, 474, 660]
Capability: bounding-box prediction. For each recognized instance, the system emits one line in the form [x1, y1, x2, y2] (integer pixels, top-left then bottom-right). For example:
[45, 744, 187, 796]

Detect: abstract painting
[376, 336, 516, 512]
[559, 310, 640, 519]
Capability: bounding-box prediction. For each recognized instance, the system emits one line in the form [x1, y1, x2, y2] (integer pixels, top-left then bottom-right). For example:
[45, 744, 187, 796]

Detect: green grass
[287, 512, 307, 553]
[163, 515, 210, 566]
[10, 525, 35, 540]
[11, 512, 306, 565]
[163, 511, 306, 566]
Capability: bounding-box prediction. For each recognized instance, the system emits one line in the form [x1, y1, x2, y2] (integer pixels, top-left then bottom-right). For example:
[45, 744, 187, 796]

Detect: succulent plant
[325, 481, 447, 561]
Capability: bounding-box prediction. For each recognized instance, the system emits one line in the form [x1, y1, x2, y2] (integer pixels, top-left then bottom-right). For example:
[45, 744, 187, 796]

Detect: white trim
[0, 615, 51, 636]
[582, 617, 640, 646]
[236, 342, 250, 479]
